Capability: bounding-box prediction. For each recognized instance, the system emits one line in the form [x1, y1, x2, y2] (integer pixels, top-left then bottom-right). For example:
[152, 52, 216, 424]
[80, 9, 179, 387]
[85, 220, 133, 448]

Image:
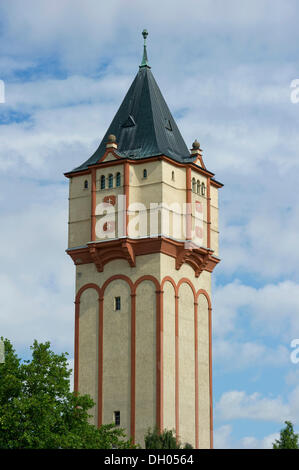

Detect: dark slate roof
[71, 65, 194, 172]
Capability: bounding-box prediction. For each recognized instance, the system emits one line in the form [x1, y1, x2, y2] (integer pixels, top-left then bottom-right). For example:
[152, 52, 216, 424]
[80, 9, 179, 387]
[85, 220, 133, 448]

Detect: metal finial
[140, 29, 150, 68]
[142, 29, 148, 42]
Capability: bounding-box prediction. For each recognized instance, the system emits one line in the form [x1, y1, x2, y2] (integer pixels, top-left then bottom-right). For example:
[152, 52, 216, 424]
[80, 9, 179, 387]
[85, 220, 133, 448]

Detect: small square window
[115, 296, 121, 311]
[114, 411, 120, 426]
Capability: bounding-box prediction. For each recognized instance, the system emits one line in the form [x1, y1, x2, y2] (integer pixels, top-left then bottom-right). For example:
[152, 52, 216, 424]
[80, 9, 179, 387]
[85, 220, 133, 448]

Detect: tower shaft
[65, 33, 222, 448]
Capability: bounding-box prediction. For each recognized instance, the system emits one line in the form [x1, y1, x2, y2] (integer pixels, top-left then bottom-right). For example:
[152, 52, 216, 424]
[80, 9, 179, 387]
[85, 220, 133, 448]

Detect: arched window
[108, 174, 113, 188]
[84, 180, 88, 189]
[116, 172, 121, 187]
[143, 169, 147, 179]
[172, 171, 175, 181]
[192, 177, 196, 192]
[197, 180, 200, 194]
[201, 182, 206, 196]
[100, 175, 105, 189]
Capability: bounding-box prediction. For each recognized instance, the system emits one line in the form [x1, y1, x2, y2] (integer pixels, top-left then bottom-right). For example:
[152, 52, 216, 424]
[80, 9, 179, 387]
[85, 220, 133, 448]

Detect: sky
[0, 0, 299, 449]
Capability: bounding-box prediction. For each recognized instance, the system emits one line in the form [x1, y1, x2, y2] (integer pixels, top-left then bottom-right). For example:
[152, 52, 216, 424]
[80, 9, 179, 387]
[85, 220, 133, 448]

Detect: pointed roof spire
[69, 31, 195, 173]
[140, 29, 150, 68]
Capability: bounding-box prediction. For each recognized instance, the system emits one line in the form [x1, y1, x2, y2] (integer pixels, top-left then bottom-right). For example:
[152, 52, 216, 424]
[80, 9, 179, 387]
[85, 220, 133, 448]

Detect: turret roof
[71, 31, 193, 173]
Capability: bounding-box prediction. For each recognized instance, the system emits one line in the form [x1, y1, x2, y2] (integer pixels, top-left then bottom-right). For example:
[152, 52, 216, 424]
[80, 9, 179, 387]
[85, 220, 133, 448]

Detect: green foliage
[0, 338, 135, 449]
[144, 427, 193, 449]
[183, 442, 194, 449]
[145, 428, 178, 449]
[273, 421, 299, 449]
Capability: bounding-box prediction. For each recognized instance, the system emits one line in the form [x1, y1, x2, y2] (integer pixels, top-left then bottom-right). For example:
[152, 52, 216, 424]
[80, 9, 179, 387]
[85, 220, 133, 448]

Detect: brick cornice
[66, 236, 220, 276]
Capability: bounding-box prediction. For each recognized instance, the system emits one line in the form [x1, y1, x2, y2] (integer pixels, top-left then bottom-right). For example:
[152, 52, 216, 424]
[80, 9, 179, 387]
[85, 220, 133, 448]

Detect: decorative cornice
[175, 245, 210, 277]
[64, 154, 223, 187]
[66, 236, 220, 276]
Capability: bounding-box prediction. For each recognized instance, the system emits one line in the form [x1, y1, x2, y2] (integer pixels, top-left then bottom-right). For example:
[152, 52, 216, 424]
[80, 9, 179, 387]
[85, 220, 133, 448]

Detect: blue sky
[0, 0, 299, 448]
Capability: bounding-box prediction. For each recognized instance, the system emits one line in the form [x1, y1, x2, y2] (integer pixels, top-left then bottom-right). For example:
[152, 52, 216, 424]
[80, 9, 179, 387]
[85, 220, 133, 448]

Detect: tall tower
[65, 31, 222, 448]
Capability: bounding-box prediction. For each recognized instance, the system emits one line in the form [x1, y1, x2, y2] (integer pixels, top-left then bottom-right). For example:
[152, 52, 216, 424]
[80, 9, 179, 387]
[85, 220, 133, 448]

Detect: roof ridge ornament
[140, 29, 151, 69]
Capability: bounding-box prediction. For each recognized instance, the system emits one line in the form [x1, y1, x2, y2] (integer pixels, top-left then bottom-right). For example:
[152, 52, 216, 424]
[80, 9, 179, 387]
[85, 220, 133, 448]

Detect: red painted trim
[97, 147, 122, 163]
[65, 155, 222, 186]
[98, 295, 104, 427]
[175, 293, 179, 442]
[75, 283, 102, 303]
[177, 277, 198, 448]
[161, 276, 179, 441]
[177, 277, 196, 299]
[74, 276, 213, 447]
[101, 274, 134, 295]
[196, 289, 213, 449]
[194, 300, 199, 449]
[91, 168, 96, 241]
[160, 277, 212, 448]
[134, 275, 162, 432]
[155, 288, 164, 432]
[133, 274, 160, 293]
[74, 300, 79, 393]
[161, 276, 178, 295]
[85, 159, 126, 170]
[210, 179, 223, 189]
[207, 177, 211, 249]
[68, 236, 220, 278]
[100, 274, 134, 436]
[208, 305, 213, 449]
[196, 289, 212, 308]
[130, 293, 136, 442]
[74, 283, 102, 422]
[160, 289, 164, 432]
[64, 169, 90, 178]
[124, 161, 130, 236]
[161, 276, 178, 438]
[186, 166, 192, 240]
[161, 276, 180, 441]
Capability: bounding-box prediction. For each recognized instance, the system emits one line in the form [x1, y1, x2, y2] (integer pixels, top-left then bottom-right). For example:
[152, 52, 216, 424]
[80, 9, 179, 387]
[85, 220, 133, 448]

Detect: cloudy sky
[0, 0, 299, 449]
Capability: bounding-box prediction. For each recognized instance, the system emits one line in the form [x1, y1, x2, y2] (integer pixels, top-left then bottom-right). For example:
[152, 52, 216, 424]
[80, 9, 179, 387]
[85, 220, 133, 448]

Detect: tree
[0, 338, 135, 449]
[273, 421, 299, 449]
[144, 427, 193, 449]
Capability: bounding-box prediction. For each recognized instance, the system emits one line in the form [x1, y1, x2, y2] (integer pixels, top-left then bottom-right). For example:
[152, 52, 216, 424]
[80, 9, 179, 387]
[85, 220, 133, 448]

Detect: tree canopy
[0, 338, 134, 449]
[273, 421, 299, 449]
[145, 427, 193, 449]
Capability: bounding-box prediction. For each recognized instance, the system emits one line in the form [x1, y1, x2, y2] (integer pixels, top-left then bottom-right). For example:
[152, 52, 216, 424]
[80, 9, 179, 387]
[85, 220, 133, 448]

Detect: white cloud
[0, 0, 299, 449]
[240, 432, 279, 449]
[0, 0, 297, 77]
[219, 194, 299, 279]
[0, 182, 74, 353]
[216, 387, 299, 424]
[214, 339, 289, 371]
[214, 424, 280, 449]
[214, 424, 233, 449]
[214, 280, 299, 341]
[285, 369, 299, 387]
[5, 75, 131, 110]
[216, 390, 290, 422]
